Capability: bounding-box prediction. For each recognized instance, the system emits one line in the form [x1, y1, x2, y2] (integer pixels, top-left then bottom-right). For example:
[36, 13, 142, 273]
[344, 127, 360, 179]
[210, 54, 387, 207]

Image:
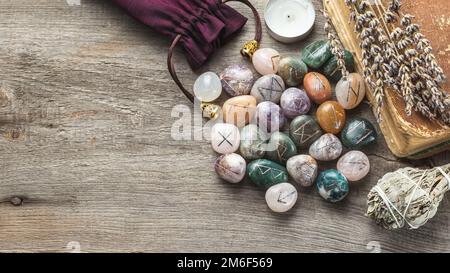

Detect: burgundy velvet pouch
[113, 0, 248, 69]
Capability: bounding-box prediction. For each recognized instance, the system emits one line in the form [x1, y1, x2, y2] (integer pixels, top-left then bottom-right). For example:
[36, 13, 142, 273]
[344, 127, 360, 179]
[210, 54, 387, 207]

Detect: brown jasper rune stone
[303, 72, 332, 104]
[316, 101, 346, 134]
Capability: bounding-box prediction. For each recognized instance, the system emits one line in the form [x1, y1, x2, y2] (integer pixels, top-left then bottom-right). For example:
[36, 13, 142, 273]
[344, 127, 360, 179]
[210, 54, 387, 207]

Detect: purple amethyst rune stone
[220, 64, 255, 97]
[256, 101, 286, 134]
[280, 88, 312, 119]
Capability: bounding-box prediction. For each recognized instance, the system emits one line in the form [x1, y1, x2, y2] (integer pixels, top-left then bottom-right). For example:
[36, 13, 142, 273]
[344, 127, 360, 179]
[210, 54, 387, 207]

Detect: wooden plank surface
[0, 0, 448, 253]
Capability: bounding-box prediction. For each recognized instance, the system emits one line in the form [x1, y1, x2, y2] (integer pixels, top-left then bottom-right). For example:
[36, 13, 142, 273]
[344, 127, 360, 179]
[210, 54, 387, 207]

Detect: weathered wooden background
[0, 0, 448, 253]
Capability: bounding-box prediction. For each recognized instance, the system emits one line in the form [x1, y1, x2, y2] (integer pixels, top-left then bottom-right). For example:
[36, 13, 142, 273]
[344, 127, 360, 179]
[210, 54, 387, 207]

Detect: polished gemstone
[341, 118, 377, 149]
[337, 151, 370, 182]
[214, 153, 246, 183]
[322, 50, 355, 82]
[303, 72, 332, 104]
[336, 73, 366, 110]
[301, 40, 332, 69]
[193, 72, 222, 102]
[211, 123, 240, 154]
[222, 95, 257, 127]
[277, 56, 308, 87]
[265, 183, 298, 213]
[289, 115, 323, 149]
[286, 155, 318, 187]
[220, 64, 254, 97]
[256, 101, 286, 134]
[240, 124, 268, 160]
[316, 101, 346, 134]
[252, 48, 281, 75]
[251, 74, 285, 104]
[309, 133, 343, 161]
[280, 88, 311, 119]
[247, 159, 289, 188]
[316, 169, 349, 203]
[266, 132, 297, 165]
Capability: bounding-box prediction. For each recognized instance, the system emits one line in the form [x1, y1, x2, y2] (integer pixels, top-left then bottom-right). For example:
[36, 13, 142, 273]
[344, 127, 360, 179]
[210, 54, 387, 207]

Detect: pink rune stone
[252, 48, 281, 75]
[337, 151, 370, 182]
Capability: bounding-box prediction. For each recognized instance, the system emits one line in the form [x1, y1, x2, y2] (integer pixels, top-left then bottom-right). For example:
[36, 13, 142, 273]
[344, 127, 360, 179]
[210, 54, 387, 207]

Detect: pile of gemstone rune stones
[194, 40, 377, 213]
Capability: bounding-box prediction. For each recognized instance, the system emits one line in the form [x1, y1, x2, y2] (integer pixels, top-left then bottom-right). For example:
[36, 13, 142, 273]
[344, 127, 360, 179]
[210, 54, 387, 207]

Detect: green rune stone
[277, 56, 309, 87]
[266, 132, 298, 165]
[341, 118, 378, 149]
[240, 124, 267, 161]
[301, 40, 332, 69]
[289, 115, 324, 150]
[322, 50, 356, 82]
[247, 159, 289, 188]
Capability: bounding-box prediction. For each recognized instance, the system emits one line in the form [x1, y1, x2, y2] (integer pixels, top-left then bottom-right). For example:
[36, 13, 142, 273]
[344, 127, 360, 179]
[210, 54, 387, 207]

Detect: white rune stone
[214, 153, 247, 183]
[265, 182, 298, 213]
[250, 74, 285, 104]
[286, 155, 318, 187]
[335, 73, 366, 110]
[193, 72, 223, 102]
[309, 133, 343, 161]
[211, 123, 240, 154]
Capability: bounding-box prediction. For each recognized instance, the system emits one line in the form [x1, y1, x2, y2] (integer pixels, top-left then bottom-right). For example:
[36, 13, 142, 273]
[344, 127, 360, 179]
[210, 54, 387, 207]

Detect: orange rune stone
[303, 72, 332, 104]
[316, 101, 346, 134]
[222, 95, 257, 127]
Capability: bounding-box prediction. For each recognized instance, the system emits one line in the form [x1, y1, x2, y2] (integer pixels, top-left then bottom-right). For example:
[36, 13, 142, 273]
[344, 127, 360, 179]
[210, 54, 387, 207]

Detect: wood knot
[10, 196, 23, 206]
[4, 128, 24, 141]
[0, 84, 14, 107]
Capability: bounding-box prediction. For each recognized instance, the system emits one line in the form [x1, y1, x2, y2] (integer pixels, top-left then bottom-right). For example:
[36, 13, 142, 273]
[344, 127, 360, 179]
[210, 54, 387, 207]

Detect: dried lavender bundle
[367, 164, 449, 230]
[323, 9, 349, 79]
[341, 0, 450, 125]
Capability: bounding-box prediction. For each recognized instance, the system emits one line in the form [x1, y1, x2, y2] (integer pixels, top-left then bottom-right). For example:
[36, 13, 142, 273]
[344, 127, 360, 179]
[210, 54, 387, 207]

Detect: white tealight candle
[265, 0, 316, 43]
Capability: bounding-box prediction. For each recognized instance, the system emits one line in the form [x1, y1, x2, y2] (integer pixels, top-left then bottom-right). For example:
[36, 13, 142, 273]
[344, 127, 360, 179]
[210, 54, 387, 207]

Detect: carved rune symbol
[292, 120, 320, 144]
[312, 73, 325, 92]
[288, 66, 301, 82]
[250, 164, 284, 179]
[222, 78, 249, 93]
[277, 191, 296, 204]
[276, 143, 288, 162]
[257, 77, 283, 101]
[345, 160, 368, 173]
[330, 104, 341, 129]
[345, 80, 362, 104]
[226, 103, 252, 124]
[218, 131, 233, 147]
[318, 139, 338, 152]
[347, 121, 373, 144]
[271, 55, 280, 71]
[297, 162, 315, 180]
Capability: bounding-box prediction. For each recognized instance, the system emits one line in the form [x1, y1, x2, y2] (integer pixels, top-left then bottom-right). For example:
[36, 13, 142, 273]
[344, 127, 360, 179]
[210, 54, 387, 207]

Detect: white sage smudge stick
[367, 164, 450, 230]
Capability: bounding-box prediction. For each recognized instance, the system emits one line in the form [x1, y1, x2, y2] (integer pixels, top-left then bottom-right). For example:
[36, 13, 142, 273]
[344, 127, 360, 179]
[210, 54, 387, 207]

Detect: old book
[324, 0, 450, 159]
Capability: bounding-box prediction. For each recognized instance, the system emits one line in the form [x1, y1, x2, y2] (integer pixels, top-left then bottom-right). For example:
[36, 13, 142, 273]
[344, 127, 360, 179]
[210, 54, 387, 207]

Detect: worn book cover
[324, 0, 450, 159]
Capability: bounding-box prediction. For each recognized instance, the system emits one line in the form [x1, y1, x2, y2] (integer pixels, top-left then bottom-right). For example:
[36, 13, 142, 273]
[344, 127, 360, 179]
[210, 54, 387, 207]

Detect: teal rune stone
[341, 118, 377, 149]
[289, 115, 323, 149]
[266, 132, 298, 165]
[316, 169, 349, 203]
[247, 159, 289, 188]
[302, 40, 332, 69]
[322, 50, 355, 82]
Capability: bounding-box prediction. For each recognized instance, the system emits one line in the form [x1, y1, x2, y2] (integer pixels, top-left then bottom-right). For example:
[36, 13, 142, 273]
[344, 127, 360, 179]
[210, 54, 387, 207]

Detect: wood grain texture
[0, 0, 448, 253]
